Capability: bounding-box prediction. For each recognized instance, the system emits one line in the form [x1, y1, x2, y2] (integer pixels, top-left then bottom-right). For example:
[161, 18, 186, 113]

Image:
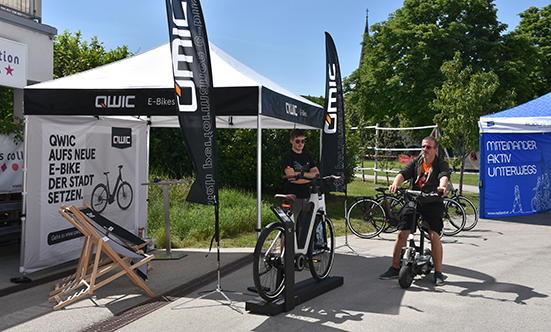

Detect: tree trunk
[459, 153, 467, 196]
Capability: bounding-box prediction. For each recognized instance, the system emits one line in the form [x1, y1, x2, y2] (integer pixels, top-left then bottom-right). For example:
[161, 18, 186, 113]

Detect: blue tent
[478, 92, 551, 218]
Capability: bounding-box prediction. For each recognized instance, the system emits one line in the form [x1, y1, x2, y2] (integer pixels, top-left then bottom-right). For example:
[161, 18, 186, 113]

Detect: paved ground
[1, 209, 550, 332]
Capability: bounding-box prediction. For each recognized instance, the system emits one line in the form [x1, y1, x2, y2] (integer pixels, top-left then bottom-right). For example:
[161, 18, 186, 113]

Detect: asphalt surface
[1, 208, 550, 332]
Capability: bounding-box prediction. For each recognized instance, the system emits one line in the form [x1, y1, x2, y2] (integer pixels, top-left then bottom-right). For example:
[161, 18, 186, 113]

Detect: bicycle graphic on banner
[90, 165, 133, 213]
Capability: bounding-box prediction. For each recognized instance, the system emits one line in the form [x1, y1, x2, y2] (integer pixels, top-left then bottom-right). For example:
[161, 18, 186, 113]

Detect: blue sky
[43, 0, 549, 97]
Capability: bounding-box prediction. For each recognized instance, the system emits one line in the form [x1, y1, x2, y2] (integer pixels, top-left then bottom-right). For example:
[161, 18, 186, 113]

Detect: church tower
[359, 9, 369, 68]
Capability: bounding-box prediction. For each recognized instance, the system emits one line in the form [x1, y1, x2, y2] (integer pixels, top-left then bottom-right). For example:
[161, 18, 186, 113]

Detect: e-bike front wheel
[253, 222, 286, 301]
[117, 181, 133, 210]
[347, 198, 386, 239]
[308, 216, 335, 281]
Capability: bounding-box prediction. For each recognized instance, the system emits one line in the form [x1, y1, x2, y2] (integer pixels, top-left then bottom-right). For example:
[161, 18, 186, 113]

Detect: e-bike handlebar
[405, 190, 442, 198]
[282, 173, 342, 182]
[375, 187, 441, 200]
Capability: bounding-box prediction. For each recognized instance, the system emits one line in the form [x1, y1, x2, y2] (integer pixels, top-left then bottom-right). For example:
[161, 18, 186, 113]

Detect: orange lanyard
[418, 161, 432, 187]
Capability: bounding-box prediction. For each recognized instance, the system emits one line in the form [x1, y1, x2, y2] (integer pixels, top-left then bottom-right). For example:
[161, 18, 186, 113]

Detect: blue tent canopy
[479, 91, 551, 133]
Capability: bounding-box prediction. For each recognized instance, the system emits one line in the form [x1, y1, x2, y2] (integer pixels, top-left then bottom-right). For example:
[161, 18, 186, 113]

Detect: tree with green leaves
[514, 4, 551, 98]
[0, 30, 132, 140]
[0, 86, 22, 142]
[346, 0, 510, 128]
[53, 29, 132, 79]
[432, 51, 514, 193]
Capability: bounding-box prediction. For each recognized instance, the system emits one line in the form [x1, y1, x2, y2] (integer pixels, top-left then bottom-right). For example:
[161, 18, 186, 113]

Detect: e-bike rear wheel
[308, 216, 335, 281]
[253, 222, 286, 301]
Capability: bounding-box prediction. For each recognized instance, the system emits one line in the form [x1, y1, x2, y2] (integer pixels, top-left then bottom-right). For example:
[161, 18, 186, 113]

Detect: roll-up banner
[479, 132, 551, 218]
[24, 116, 147, 274]
[320, 32, 346, 193]
[0, 134, 23, 193]
[165, 0, 218, 205]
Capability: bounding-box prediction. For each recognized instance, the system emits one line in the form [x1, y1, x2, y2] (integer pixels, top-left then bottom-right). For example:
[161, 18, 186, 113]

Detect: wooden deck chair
[50, 208, 126, 297]
[72, 204, 154, 280]
[74, 205, 153, 278]
[50, 205, 148, 295]
[49, 209, 97, 301]
[50, 205, 154, 310]
[78, 203, 151, 253]
[51, 204, 153, 293]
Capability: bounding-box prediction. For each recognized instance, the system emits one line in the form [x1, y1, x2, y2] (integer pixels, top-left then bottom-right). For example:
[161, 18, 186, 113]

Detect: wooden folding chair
[72, 204, 154, 280]
[50, 205, 154, 310]
[78, 203, 151, 253]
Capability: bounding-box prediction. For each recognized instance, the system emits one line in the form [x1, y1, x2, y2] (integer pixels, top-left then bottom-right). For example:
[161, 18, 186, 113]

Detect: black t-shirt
[399, 155, 450, 204]
[281, 150, 316, 198]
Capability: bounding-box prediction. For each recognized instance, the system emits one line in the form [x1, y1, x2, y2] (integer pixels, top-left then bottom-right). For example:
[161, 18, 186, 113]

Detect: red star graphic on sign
[5, 65, 14, 76]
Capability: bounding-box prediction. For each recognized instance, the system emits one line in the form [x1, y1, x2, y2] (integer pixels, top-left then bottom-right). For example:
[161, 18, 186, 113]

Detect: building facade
[0, 0, 57, 117]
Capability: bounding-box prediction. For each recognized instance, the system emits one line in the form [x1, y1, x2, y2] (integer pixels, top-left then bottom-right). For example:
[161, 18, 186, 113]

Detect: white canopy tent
[24, 42, 324, 256]
[25, 43, 324, 129]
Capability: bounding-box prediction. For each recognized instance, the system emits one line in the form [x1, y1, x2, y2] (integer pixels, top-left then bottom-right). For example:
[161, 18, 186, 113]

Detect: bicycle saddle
[274, 194, 296, 201]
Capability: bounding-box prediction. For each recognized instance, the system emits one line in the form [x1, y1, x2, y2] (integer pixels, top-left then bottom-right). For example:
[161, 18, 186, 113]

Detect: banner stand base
[153, 253, 187, 260]
[10, 276, 32, 284]
[245, 276, 343, 316]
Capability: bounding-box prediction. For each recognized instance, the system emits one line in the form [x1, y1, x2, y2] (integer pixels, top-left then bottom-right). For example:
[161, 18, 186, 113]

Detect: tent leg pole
[12, 115, 31, 283]
[257, 115, 262, 238]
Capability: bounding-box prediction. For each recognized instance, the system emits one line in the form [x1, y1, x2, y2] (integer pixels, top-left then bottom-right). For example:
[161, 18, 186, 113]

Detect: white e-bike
[252, 174, 341, 301]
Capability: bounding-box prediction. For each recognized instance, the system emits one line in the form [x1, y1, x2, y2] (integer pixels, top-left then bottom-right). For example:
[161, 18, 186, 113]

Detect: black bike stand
[246, 220, 344, 316]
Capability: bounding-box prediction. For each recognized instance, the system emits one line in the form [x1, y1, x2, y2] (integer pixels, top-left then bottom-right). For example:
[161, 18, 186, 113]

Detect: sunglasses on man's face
[295, 139, 306, 144]
[421, 145, 434, 150]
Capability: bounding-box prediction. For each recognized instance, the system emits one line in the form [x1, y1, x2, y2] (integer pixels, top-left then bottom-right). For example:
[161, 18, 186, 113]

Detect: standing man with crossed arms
[282, 129, 319, 237]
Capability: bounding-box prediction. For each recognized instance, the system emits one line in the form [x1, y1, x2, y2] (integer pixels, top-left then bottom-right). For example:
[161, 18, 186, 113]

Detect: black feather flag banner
[321, 32, 346, 193]
[165, 0, 218, 205]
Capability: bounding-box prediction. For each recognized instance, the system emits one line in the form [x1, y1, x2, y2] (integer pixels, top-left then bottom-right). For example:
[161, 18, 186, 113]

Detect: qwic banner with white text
[165, 0, 218, 205]
[24, 116, 147, 274]
[480, 132, 551, 218]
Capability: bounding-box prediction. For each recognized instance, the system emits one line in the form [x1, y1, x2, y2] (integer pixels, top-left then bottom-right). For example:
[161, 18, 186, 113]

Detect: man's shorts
[397, 200, 444, 235]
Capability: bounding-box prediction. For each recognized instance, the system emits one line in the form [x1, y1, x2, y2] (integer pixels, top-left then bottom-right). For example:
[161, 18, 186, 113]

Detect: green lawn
[147, 171, 479, 249]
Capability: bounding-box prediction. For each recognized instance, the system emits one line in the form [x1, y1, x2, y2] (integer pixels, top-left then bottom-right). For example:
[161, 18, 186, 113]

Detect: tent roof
[24, 43, 323, 129]
[479, 91, 551, 133]
[27, 43, 303, 94]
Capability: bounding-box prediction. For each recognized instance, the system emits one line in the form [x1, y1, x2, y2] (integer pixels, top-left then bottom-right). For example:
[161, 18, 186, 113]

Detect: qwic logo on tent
[95, 95, 136, 109]
[112, 127, 132, 149]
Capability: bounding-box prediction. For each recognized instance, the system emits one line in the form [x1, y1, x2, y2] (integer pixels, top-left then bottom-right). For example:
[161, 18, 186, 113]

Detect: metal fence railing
[352, 124, 438, 183]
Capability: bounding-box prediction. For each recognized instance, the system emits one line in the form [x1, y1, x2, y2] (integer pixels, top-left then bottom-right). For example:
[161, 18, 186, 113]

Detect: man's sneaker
[434, 271, 445, 286]
[379, 266, 400, 279]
